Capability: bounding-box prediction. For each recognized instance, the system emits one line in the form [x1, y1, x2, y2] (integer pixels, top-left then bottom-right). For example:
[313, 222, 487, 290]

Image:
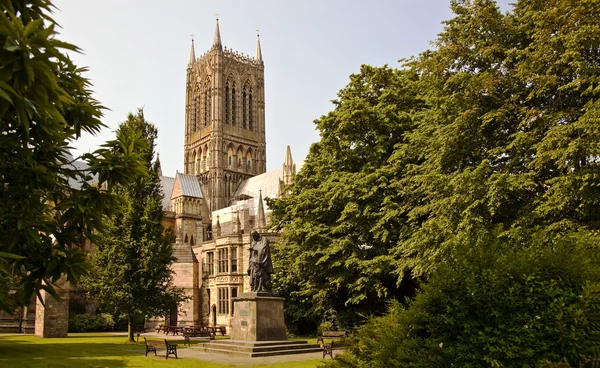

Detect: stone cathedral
[151, 20, 301, 330]
[0, 19, 301, 337]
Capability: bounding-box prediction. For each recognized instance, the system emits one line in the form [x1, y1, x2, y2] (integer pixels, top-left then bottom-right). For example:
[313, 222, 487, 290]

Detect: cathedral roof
[234, 167, 283, 199]
[234, 160, 304, 200]
[159, 175, 175, 211]
[174, 172, 204, 198]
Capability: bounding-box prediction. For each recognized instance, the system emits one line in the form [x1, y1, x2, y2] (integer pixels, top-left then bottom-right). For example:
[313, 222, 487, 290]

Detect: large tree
[0, 0, 147, 312]
[316, 0, 600, 365]
[268, 65, 424, 331]
[84, 109, 185, 343]
[269, 0, 600, 339]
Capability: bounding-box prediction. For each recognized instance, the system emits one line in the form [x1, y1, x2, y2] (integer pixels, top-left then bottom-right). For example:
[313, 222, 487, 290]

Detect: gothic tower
[184, 19, 266, 212]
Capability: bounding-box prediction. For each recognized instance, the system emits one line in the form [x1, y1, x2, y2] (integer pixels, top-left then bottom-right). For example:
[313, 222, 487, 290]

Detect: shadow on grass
[0, 335, 144, 368]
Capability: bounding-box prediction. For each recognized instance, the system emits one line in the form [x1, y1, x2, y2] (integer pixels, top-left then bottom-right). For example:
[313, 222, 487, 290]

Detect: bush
[326, 237, 600, 368]
[68, 313, 115, 333]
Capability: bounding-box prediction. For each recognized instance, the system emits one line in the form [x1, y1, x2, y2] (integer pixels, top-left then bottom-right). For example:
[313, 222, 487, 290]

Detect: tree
[0, 0, 147, 312]
[268, 65, 424, 331]
[84, 109, 186, 343]
[387, 0, 600, 278]
[316, 0, 600, 364]
[269, 0, 600, 339]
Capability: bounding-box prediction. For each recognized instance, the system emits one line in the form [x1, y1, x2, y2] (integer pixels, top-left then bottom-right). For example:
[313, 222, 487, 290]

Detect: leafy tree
[269, 0, 600, 342]
[0, 0, 147, 312]
[84, 109, 185, 343]
[387, 0, 600, 278]
[268, 65, 423, 331]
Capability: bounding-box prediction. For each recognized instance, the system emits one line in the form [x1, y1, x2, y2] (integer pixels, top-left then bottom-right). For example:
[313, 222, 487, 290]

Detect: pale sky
[52, 0, 512, 175]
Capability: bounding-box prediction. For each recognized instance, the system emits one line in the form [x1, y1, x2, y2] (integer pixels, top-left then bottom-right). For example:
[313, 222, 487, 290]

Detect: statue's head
[251, 230, 261, 241]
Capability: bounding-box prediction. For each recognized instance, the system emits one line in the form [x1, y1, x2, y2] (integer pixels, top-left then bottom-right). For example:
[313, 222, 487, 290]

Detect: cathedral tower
[184, 19, 266, 212]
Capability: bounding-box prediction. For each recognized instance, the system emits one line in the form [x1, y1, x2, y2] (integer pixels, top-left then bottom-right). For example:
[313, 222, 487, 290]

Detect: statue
[248, 230, 273, 293]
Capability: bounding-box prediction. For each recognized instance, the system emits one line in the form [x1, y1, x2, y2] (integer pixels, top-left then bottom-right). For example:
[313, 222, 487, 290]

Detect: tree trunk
[127, 316, 135, 343]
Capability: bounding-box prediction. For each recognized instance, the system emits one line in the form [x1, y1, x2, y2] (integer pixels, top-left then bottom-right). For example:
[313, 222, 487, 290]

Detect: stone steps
[194, 339, 323, 357]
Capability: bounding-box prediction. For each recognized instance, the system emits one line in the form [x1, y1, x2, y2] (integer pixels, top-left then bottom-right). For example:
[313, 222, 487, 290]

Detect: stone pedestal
[230, 292, 286, 341]
[34, 277, 70, 338]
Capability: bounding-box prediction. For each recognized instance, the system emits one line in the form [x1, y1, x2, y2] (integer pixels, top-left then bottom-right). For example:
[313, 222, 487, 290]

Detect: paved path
[139, 332, 336, 366]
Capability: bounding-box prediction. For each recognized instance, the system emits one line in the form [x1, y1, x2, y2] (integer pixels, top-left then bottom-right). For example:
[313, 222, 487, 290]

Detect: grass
[0, 333, 324, 368]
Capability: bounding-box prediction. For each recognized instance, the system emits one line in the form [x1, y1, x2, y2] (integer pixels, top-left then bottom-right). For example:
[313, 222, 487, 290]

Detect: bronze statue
[248, 230, 273, 293]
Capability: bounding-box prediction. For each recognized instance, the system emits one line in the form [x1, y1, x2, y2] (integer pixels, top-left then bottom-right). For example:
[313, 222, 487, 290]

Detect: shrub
[68, 313, 115, 333]
[326, 238, 600, 368]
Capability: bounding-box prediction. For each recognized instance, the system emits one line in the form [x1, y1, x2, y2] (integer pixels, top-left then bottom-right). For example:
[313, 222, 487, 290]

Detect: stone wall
[34, 277, 70, 338]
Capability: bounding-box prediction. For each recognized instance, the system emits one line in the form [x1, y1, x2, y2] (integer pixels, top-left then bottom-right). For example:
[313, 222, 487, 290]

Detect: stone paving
[138, 332, 335, 365]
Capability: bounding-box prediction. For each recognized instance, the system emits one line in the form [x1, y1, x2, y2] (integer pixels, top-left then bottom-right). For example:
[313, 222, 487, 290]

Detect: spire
[284, 145, 293, 166]
[255, 31, 263, 62]
[213, 17, 222, 50]
[282, 145, 296, 187]
[256, 190, 266, 230]
[188, 37, 196, 66]
[155, 152, 163, 177]
[215, 215, 222, 237]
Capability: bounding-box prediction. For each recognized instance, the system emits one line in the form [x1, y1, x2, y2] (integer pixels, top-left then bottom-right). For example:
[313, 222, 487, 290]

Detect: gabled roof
[173, 172, 204, 199]
[159, 176, 175, 211]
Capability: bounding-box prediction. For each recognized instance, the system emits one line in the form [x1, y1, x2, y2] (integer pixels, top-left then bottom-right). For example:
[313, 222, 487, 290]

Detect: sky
[52, 0, 512, 175]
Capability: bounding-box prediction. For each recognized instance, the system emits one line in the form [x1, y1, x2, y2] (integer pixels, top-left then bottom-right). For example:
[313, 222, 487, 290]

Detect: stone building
[0, 19, 299, 335]
[151, 20, 302, 329]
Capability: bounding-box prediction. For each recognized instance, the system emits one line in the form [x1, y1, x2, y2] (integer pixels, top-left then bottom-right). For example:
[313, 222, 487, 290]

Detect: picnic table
[155, 325, 183, 335]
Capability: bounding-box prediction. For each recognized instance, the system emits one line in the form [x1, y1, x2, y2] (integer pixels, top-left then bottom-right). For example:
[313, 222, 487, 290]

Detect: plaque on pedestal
[230, 292, 286, 341]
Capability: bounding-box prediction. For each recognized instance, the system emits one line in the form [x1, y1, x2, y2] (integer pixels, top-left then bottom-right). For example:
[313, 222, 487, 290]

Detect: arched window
[246, 150, 253, 171]
[232, 85, 236, 126]
[227, 146, 234, 168]
[191, 150, 197, 175]
[225, 83, 230, 124]
[193, 94, 200, 132]
[204, 80, 211, 126]
[248, 90, 253, 131]
[242, 88, 247, 129]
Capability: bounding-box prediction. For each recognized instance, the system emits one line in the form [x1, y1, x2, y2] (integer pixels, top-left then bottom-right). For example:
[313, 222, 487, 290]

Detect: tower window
[204, 82, 211, 127]
[242, 89, 247, 129]
[232, 87, 236, 125]
[225, 84, 230, 124]
[248, 92, 253, 130]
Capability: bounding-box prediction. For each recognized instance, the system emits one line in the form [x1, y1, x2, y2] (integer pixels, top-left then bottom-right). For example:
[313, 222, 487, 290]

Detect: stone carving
[248, 230, 273, 292]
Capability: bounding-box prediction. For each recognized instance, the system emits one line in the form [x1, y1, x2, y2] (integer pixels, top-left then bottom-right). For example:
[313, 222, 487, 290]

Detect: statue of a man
[248, 230, 273, 293]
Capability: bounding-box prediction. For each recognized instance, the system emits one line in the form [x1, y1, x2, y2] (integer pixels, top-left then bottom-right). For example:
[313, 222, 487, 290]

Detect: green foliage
[326, 237, 600, 368]
[270, 0, 600, 335]
[83, 109, 186, 342]
[68, 313, 115, 333]
[0, 0, 147, 312]
[268, 65, 422, 331]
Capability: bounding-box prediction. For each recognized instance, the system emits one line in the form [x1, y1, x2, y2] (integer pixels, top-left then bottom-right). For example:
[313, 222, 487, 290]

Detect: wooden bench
[322, 340, 334, 359]
[317, 330, 348, 344]
[143, 338, 177, 359]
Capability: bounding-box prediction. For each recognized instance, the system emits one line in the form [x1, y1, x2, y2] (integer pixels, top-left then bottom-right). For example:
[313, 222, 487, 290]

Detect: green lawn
[0, 333, 324, 368]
